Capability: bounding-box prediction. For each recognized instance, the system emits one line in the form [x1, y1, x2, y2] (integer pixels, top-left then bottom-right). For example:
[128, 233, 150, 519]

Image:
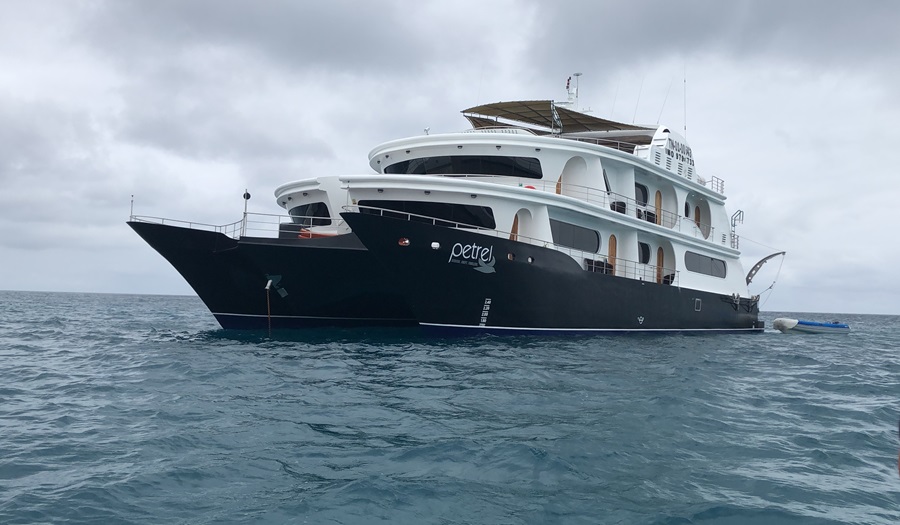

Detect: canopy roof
[462, 100, 654, 134]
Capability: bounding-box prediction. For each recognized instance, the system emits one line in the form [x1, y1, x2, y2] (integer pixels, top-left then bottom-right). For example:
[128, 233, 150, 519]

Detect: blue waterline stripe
[212, 312, 414, 322]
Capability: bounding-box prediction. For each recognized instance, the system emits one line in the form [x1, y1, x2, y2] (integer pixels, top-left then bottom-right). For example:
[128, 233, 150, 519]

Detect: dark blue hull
[341, 212, 763, 335]
[128, 221, 416, 329]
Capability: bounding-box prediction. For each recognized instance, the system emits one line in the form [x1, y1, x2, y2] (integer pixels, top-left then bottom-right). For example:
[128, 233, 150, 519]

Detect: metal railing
[344, 205, 680, 286]
[569, 136, 644, 153]
[348, 205, 488, 232]
[583, 255, 680, 286]
[431, 174, 687, 231]
[129, 215, 245, 237]
[348, 173, 722, 246]
[129, 212, 343, 240]
[465, 126, 537, 135]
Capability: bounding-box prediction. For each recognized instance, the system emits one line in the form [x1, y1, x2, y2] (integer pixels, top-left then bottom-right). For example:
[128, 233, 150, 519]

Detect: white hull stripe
[420, 322, 762, 332]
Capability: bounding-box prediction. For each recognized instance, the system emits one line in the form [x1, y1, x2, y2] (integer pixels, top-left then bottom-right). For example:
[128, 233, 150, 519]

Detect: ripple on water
[0, 294, 898, 524]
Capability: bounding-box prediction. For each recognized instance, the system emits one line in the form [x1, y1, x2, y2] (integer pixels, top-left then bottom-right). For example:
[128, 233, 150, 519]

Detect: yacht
[130, 79, 765, 333]
[337, 96, 764, 334]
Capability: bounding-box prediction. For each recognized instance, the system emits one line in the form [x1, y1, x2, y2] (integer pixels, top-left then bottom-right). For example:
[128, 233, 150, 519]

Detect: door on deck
[654, 191, 662, 225]
[608, 235, 617, 275]
[656, 247, 664, 284]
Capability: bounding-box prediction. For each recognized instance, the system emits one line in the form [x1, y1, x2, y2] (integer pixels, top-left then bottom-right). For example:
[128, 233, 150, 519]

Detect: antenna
[573, 72, 581, 110]
[610, 80, 619, 118]
[657, 76, 674, 125]
[683, 62, 687, 138]
[632, 75, 644, 124]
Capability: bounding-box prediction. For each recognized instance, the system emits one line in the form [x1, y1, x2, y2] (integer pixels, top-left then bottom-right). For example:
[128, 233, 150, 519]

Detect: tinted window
[358, 200, 496, 229]
[385, 156, 542, 179]
[289, 202, 331, 227]
[684, 251, 727, 278]
[638, 242, 651, 264]
[635, 183, 649, 206]
[550, 219, 600, 253]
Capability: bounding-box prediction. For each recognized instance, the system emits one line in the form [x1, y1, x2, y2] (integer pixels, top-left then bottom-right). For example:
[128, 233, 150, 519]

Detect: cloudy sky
[1, 0, 898, 315]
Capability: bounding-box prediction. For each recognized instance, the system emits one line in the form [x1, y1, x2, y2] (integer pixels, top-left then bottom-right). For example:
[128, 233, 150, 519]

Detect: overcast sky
[1, 0, 898, 315]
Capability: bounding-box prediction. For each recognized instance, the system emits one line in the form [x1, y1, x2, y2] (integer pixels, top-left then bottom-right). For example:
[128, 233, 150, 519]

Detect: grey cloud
[2, 0, 898, 313]
[81, 0, 465, 76]
[115, 76, 335, 164]
[0, 100, 98, 181]
[529, 1, 900, 78]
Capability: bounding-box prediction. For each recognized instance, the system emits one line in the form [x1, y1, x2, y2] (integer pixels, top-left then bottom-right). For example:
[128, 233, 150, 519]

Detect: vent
[654, 151, 662, 165]
[665, 157, 672, 170]
[677, 163, 683, 176]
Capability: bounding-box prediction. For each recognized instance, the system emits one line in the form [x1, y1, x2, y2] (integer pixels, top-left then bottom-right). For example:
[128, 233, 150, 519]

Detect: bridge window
[289, 202, 332, 227]
[384, 156, 543, 179]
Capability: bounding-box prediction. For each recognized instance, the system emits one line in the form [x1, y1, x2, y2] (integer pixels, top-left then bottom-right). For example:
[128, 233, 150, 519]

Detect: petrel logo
[448, 242, 496, 274]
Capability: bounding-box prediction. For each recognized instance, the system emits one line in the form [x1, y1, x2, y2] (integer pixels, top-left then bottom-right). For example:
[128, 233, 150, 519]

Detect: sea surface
[1, 291, 898, 524]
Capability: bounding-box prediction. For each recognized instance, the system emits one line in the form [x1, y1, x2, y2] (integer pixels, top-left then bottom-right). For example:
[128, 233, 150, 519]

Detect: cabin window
[358, 200, 496, 229]
[602, 168, 611, 193]
[634, 183, 649, 206]
[384, 156, 543, 179]
[638, 242, 651, 264]
[684, 251, 727, 278]
[684, 202, 690, 217]
[550, 219, 600, 253]
[289, 202, 332, 227]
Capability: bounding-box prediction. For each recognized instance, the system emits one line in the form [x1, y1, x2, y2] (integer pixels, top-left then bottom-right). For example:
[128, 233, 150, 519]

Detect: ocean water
[0, 291, 898, 524]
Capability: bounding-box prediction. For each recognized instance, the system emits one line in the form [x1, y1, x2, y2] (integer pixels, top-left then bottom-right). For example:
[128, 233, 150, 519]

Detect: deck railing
[433, 174, 690, 232]
[130, 176, 721, 246]
[473, 175, 723, 242]
[345, 205, 680, 286]
[129, 212, 342, 240]
[461, 124, 726, 195]
[568, 136, 644, 153]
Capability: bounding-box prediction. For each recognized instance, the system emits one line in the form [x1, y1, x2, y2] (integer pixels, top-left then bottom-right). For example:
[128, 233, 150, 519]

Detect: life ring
[524, 185, 536, 190]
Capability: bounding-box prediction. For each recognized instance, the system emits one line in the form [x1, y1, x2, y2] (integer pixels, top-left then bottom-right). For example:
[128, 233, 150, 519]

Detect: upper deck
[462, 100, 719, 193]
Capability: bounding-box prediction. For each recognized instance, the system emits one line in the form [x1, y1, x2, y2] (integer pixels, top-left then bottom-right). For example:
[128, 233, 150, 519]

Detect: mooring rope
[265, 280, 272, 337]
[759, 253, 786, 309]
